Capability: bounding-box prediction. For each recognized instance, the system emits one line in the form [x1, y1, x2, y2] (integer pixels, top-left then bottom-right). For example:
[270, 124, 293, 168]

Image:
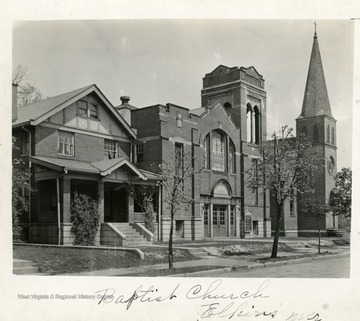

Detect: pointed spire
[300, 27, 333, 118]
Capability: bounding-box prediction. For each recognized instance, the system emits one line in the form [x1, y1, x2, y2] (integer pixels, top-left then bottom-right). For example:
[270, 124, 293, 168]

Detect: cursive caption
[17, 279, 322, 320]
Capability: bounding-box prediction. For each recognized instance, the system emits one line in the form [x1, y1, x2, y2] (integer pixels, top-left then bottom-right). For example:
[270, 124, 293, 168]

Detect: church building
[12, 30, 337, 244]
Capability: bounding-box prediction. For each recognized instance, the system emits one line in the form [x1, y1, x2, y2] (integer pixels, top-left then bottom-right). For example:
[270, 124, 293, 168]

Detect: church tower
[296, 26, 338, 235]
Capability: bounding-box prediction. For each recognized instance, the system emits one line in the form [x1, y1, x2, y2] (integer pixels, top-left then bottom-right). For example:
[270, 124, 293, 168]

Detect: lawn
[13, 245, 196, 275]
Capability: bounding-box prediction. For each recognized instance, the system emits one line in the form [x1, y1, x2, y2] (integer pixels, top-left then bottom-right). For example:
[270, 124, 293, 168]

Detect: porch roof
[30, 156, 160, 181]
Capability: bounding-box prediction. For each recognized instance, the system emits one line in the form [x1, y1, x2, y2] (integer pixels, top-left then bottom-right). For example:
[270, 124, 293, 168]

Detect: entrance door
[213, 205, 228, 237]
[104, 184, 128, 222]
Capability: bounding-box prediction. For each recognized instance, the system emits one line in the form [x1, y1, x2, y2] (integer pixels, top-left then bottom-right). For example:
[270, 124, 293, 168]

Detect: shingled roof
[299, 32, 333, 118]
[12, 84, 137, 138]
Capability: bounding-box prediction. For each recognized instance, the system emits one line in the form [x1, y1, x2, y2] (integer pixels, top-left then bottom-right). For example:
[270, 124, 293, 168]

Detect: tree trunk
[317, 221, 321, 254]
[271, 203, 283, 258]
[168, 207, 174, 269]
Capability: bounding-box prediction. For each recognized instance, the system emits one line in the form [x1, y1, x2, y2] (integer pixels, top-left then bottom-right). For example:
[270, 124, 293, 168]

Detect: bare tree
[247, 127, 319, 258]
[12, 64, 43, 107]
[159, 153, 194, 269]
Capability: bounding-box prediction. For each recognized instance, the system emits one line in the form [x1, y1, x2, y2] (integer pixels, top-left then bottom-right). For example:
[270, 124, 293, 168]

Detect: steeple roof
[299, 31, 333, 118]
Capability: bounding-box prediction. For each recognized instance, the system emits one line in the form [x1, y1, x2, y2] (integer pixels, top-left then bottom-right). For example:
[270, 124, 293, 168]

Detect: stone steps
[101, 223, 153, 247]
[327, 228, 350, 237]
[13, 259, 39, 275]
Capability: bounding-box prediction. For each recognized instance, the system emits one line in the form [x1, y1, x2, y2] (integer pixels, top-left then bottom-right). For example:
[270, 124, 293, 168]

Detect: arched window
[326, 125, 330, 143]
[212, 131, 226, 171]
[331, 127, 335, 145]
[253, 106, 260, 144]
[246, 104, 252, 143]
[229, 139, 236, 174]
[203, 134, 210, 170]
[301, 126, 307, 138]
[224, 102, 232, 113]
[313, 124, 319, 142]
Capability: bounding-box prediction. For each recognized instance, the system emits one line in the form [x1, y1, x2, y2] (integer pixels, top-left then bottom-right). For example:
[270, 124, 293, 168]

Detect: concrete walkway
[69, 245, 350, 277]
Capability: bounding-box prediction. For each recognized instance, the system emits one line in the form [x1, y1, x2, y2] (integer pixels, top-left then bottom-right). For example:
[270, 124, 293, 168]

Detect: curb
[167, 251, 350, 277]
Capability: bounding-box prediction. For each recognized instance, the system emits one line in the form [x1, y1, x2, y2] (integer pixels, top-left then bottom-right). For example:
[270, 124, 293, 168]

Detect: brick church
[12, 30, 338, 245]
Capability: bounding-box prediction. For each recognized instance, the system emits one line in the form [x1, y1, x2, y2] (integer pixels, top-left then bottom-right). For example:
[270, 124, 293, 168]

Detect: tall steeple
[299, 26, 333, 118]
[295, 25, 338, 236]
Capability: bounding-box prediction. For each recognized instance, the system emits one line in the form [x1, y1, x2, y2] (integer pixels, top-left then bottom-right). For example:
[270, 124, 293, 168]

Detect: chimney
[120, 96, 130, 105]
[12, 84, 18, 122]
[118, 96, 132, 125]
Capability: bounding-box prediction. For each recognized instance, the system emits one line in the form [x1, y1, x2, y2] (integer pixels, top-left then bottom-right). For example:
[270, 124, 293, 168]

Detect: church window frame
[313, 124, 319, 142]
[331, 127, 335, 145]
[326, 125, 330, 143]
[211, 130, 226, 172]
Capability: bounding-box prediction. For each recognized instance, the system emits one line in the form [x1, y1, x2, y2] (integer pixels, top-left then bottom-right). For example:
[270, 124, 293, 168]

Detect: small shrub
[70, 192, 99, 246]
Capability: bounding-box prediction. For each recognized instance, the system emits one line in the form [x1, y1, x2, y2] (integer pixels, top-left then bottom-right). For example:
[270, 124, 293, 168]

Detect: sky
[12, 19, 354, 170]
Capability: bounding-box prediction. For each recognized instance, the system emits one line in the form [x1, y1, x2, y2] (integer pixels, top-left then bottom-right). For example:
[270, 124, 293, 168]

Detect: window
[252, 159, 259, 205]
[301, 126, 307, 138]
[21, 131, 29, 155]
[104, 139, 118, 159]
[229, 140, 235, 174]
[245, 213, 252, 232]
[230, 206, 235, 225]
[331, 127, 335, 145]
[326, 125, 330, 143]
[313, 124, 319, 142]
[212, 131, 225, 171]
[213, 210, 218, 225]
[203, 134, 210, 170]
[135, 142, 144, 163]
[219, 208, 226, 225]
[246, 104, 252, 143]
[176, 112, 182, 127]
[175, 143, 184, 182]
[254, 106, 260, 144]
[246, 103, 261, 144]
[58, 131, 74, 157]
[77, 100, 98, 119]
[203, 205, 209, 225]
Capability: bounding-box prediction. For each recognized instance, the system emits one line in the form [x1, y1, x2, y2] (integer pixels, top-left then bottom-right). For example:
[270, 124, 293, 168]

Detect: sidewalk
[69, 244, 350, 277]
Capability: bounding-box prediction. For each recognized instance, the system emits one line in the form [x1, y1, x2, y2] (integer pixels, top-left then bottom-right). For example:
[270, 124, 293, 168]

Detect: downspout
[56, 178, 61, 245]
[22, 126, 31, 242]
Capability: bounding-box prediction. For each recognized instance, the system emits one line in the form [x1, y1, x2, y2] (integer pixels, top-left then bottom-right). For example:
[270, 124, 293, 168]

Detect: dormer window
[77, 100, 98, 119]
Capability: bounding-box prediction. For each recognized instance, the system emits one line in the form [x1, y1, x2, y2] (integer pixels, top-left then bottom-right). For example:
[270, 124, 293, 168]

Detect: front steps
[13, 259, 39, 275]
[100, 223, 152, 247]
[327, 228, 350, 238]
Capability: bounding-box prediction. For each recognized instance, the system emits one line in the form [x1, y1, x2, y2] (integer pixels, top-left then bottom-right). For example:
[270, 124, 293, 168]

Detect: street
[197, 254, 350, 278]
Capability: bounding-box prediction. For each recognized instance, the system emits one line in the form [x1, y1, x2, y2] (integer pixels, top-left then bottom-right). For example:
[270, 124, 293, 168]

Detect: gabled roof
[91, 157, 147, 179]
[13, 84, 137, 138]
[30, 156, 159, 181]
[299, 32, 333, 118]
[240, 66, 264, 80]
[190, 102, 238, 130]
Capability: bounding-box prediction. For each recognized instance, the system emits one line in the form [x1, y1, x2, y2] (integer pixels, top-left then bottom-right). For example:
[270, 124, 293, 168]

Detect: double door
[212, 205, 227, 237]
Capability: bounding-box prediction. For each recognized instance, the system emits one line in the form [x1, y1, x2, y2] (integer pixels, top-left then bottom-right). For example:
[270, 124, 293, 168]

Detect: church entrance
[213, 205, 228, 237]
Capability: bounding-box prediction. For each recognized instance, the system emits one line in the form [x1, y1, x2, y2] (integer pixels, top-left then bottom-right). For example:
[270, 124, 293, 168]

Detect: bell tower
[296, 26, 337, 235]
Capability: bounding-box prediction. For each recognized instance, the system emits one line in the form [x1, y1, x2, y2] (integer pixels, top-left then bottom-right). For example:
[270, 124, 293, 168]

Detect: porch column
[128, 191, 134, 223]
[227, 204, 231, 237]
[98, 181, 105, 223]
[235, 205, 240, 237]
[209, 203, 214, 238]
[62, 178, 71, 223]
